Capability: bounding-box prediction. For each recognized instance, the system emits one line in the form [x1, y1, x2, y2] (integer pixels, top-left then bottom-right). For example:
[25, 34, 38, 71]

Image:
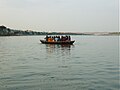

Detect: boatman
[45, 35, 48, 41]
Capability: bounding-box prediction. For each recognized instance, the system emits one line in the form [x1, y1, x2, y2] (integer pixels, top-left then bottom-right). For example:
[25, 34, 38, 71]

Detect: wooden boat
[40, 40, 75, 44]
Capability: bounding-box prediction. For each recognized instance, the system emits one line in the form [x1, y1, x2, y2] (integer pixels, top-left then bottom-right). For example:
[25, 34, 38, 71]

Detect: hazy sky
[0, 0, 119, 32]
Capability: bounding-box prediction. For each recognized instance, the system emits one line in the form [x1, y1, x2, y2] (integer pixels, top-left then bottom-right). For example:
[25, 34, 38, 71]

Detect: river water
[0, 36, 119, 90]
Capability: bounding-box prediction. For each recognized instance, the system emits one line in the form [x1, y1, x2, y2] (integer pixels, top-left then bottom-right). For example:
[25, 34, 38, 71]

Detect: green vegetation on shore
[0, 25, 119, 36]
[0, 25, 91, 36]
[0, 25, 48, 36]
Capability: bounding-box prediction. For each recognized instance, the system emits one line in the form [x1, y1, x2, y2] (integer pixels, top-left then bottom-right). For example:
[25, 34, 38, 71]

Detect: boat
[40, 40, 75, 44]
[40, 35, 75, 44]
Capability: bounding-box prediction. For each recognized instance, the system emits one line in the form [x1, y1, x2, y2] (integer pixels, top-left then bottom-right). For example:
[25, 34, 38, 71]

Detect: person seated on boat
[61, 36, 64, 41]
[54, 36, 59, 41]
[61, 36, 67, 41]
[65, 35, 69, 41]
[54, 37, 57, 41]
[57, 36, 60, 41]
[58, 36, 60, 41]
[48, 36, 54, 42]
[52, 36, 55, 41]
[65, 35, 71, 41]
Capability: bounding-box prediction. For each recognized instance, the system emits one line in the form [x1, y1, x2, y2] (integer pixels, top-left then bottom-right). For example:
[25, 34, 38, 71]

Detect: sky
[0, 0, 119, 32]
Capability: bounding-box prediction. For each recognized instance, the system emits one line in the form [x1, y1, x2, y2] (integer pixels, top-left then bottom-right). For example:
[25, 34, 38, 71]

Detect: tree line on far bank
[0, 25, 90, 36]
[0, 25, 49, 36]
[1, 25, 118, 36]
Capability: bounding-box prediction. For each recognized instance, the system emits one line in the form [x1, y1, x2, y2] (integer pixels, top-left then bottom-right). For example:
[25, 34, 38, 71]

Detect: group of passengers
[45, 35, 71, 42]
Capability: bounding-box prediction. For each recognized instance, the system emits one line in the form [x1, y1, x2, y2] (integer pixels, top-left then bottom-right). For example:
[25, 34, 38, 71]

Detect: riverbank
[0, 25, 119, 36]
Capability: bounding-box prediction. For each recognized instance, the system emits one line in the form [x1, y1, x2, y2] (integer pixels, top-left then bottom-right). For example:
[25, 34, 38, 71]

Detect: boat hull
[40, 40, 75, 44]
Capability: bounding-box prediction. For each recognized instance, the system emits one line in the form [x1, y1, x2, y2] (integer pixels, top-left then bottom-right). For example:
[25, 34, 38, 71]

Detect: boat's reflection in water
[45, 44, 74, 56]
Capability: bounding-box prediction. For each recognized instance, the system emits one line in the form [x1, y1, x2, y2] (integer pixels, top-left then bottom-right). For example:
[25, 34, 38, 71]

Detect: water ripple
[0, 36, 119, 90]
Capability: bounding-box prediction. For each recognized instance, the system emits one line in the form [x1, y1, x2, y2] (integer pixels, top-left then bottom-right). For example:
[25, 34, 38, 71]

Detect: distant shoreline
[0, 25, 119, 36]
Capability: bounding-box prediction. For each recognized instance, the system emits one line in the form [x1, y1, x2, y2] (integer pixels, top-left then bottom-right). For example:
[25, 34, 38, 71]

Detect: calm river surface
[0, 36, 119, 90]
